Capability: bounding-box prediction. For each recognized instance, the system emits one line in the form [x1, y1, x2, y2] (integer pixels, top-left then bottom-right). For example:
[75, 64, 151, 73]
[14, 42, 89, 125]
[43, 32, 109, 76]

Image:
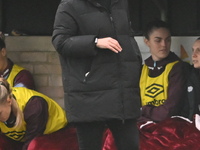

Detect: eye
[164, 37, 171, 43]
[167, 38, 171, 42]
[155, 39, 161, 43]
[193, 48, 200, 55]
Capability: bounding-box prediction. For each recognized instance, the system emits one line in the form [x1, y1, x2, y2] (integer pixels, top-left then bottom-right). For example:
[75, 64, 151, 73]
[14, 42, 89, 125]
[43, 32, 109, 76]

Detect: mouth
[160, 49, 167, 52]
[193, 60, 198, 64]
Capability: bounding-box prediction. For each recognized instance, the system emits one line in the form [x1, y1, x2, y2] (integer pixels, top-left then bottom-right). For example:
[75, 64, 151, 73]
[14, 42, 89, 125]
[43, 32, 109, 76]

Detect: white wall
[135, 36, 199, 64]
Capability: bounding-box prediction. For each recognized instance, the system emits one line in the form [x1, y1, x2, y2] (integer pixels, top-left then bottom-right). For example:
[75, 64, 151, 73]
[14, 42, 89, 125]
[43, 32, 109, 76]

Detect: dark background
[0, 0, 200, 36]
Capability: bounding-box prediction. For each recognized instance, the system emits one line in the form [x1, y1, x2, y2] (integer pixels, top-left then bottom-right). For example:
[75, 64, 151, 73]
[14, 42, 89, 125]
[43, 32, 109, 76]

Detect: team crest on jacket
[187, 86, 193, 92]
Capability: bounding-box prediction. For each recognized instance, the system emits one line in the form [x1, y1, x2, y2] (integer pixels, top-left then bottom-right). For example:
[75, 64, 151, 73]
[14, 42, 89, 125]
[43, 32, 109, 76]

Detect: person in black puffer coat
[52, 0, 142, 149]
[182, 37, 200, 121]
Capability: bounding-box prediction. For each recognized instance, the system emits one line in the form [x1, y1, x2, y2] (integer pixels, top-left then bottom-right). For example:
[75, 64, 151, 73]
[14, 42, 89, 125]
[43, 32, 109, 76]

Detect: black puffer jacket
[52, 0, 142, 123]
[181, 66, 200, 120]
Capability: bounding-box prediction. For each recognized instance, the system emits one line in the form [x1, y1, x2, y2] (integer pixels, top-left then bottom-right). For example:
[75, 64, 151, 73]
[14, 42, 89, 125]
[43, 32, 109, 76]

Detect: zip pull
[154, 61, 156, 67]
[110, 14, 113, 22]
[85, 72, 90, 77]
[83, 72, 90, 83]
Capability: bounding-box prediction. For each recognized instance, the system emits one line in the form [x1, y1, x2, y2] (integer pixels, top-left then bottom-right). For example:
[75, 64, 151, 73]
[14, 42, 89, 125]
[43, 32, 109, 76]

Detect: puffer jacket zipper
[109, 0, 125, 123]
[87, 0, 125, 122]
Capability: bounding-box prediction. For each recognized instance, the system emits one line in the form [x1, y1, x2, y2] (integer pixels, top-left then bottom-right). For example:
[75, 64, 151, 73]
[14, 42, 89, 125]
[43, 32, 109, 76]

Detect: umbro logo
[145, 83, 164, 98]
[5, 130, 25, 141]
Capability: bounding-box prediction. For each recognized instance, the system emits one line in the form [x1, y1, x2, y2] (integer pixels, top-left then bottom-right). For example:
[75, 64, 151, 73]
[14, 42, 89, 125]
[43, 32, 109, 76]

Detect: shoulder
[172, 60, 190, 69]
[168, 61, 190, 78]
[56, 0, 74, 12]
[59, 0, 83, 8]
[24, 97, 48, 119]
[15, 69, 34, 82]
[175, 61, 192, 74]
[14, 70, 35, 90]
[17, 69, 33, 77]
[56, 0, 86, 17]
[188, 67, 200, 80]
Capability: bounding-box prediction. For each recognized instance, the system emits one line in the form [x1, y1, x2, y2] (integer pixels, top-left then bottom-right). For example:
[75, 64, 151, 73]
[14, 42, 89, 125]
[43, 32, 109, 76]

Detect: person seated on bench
[136, 37, 200, 150]
[0, 32, 35, 89]
[138, 19, 188, 123]
[183, 37, 200, 120]
[102, 32, 200, 150]
[0, 77, 67, 150]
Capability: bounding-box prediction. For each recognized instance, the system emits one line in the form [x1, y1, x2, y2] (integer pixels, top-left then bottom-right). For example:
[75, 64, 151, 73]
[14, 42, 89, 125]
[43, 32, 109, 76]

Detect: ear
[6, 97, 12, 106]
[144, 38, 150, 47]
[1, 48, 6, 57]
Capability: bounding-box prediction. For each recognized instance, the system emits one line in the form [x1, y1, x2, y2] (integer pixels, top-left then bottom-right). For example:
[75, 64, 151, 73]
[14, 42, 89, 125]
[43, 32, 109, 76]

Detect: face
[145, 28, 171, 61]
[0, 98, 11, 122]
[192, 40, 200, 69]
[0, 48, 7, 73]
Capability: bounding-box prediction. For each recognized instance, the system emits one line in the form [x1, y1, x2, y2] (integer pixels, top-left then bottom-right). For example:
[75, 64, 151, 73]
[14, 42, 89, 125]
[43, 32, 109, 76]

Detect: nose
[161, 40, 167, 47]
[192, 50, 198, 58]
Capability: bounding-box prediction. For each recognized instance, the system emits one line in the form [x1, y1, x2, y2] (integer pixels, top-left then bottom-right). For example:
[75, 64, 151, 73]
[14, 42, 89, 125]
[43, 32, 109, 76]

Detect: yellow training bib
[140, 61, 178, 106]
[0, 87, 67, 142]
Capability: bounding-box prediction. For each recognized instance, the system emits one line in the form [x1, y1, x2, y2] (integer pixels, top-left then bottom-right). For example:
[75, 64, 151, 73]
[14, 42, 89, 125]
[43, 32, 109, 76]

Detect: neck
[0, 58, 8, 74]
[4, 110, 16, 128]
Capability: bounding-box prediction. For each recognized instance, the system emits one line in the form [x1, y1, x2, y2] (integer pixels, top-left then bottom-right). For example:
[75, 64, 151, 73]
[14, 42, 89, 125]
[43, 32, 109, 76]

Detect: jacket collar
[87, 0, 119, 7]
[145, 51, 181, 68]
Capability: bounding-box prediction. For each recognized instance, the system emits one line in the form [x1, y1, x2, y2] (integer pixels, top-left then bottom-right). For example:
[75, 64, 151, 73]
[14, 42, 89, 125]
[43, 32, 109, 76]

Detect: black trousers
[75, 119, 139, 150]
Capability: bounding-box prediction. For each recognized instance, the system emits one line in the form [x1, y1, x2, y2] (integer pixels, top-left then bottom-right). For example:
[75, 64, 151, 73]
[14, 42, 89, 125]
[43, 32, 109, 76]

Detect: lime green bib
[0, 87, 67, 142]
[140, 61, 178, 107]
[7, 64, 24, 87]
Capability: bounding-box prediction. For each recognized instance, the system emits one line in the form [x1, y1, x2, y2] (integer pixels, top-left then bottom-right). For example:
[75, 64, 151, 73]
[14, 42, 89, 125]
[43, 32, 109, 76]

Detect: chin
[159, 53, 169, 59]
[194, 64, 200, 69]
[159, 55, 168, 60]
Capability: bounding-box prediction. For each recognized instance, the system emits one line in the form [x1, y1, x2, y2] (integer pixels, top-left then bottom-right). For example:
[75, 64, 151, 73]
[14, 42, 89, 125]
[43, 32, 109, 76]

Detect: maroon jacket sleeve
[138, 62, 188, 122]
[22, 97, 48, 150]
[14, 70, 35, 90]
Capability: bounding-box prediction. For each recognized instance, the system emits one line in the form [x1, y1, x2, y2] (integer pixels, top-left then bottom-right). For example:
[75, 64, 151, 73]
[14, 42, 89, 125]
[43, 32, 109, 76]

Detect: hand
[96, 37, 122, 53]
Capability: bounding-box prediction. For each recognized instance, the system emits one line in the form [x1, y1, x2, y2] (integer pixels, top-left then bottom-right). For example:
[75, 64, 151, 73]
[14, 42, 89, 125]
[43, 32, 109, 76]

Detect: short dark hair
[0, 38, 6, 50]
[0, 32, 5, 41]
[144, 19, 171, 40]
[196, 37, 200, 41]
